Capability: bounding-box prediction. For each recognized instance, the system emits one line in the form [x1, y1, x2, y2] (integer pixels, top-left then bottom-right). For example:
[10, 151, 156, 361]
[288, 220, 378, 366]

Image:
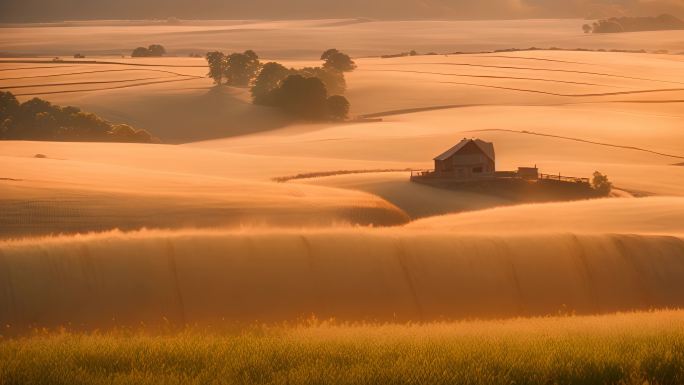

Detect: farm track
[11, 77, 204, 96]
[439, 81, 684, 98]
[0, 76, 182, 89]
[398, 62, 684, 85]
[470, 55, 594, 65]
[0, 59, 205, 68]
[0, 68, 201, 81]
[0, 65, 78, 72]
[607, 99, 684, 103]
[365, 69, 623, 87]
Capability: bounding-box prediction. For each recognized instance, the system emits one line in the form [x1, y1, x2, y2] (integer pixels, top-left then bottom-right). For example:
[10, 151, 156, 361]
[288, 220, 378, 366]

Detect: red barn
[434, 138, 495, 178]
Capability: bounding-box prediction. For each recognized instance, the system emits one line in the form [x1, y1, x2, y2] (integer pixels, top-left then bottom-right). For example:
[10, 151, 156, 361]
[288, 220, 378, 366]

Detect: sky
[1, 0, 683, 22]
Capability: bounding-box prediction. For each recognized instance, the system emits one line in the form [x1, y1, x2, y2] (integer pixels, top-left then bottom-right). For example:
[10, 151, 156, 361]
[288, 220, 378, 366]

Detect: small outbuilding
[433, 138, 495, 178]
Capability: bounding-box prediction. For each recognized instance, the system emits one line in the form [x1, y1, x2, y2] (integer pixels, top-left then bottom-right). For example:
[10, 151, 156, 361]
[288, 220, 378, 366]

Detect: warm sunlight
[1, 1, 684, 384]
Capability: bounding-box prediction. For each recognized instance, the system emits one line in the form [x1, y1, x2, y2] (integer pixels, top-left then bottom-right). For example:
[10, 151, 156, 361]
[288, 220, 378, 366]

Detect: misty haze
[1, 1, 684, 384]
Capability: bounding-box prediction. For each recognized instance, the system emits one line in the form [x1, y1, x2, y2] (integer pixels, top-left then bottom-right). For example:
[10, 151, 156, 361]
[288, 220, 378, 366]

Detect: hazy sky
[1, 0, 683, 22]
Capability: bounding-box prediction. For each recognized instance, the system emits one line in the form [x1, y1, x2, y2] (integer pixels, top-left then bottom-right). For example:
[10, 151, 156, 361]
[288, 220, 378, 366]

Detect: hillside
[1, 21, 684, 327]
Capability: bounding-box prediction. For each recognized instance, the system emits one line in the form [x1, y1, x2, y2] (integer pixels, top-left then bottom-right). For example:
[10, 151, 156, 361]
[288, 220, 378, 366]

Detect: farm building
[433, 138, 495, 178]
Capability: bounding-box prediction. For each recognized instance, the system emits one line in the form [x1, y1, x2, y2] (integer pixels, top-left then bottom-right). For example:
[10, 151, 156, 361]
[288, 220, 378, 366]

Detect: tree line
[0, 92, 155, 143]
[583, 14, 684, 34]
[131, 44, 166, 57]
[205, 49, 356, 121]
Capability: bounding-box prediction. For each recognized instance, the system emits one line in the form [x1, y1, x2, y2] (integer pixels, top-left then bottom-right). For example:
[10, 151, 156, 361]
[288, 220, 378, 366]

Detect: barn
[433, 138, 495, 178]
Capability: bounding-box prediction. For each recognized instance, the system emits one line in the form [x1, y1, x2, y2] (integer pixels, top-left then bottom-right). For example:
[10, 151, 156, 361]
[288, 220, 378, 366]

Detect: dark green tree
[131, 47, 150, 57]
[592, 171, 613, 196]
[0, 91, 20, 122]
[205, 51, 226, 85]
[299, 67, 346, 95]
[323, 51, 357, 72]
[251, 62, 293, 105]
[147, 44, 166, 57]
[225, 50, 261, 86]
[320, 48, 340, 61]
[326, 95, 350, 120]
[273, 75, 328, 120]
[0, 91, 154, 143]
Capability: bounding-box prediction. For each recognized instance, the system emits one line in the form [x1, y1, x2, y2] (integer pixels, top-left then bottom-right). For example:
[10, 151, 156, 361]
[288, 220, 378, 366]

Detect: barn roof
[434, 139, 495, 162]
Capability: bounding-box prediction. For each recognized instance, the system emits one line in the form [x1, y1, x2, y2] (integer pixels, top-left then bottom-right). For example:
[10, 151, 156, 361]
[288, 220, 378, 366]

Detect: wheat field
[2, 310, 684, 385]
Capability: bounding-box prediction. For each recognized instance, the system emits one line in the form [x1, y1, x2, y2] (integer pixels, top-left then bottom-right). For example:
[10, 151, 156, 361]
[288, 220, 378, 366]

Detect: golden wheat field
[2, 16, 684, 384]
[2, 311, 684, 385]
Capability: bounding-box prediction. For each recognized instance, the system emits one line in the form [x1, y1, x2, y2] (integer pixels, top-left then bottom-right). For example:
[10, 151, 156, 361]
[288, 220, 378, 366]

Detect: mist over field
[2, 229, 684, 330]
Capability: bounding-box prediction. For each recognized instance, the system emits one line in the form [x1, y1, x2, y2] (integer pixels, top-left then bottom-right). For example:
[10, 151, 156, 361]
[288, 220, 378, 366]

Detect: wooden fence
[410, 170, 590, 184]
[539, 173, 590, 184]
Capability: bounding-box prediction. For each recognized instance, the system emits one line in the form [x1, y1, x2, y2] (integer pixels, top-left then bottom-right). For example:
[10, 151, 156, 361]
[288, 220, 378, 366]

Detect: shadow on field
[75, 86, 293, 143]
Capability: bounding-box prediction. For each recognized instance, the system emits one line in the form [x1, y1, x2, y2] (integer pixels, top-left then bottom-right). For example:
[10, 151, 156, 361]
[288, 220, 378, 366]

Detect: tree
[0, 91, 19, 122]
[205, 51, 226, 85]
[147, 44, 166, 57]
[298, 67, 346, 95]
[326, 95, 350, 120]
[224, 50, 261, 87]
[273, 75, 328, 120]
[582, 24, 593, 34]
[320, 48, 340, 61]
[251, 62, 293, 105]
[592, 20, 624, 33]
[592, 171, 612, 196]
[18, 98, 53, 120]
[131, 47, 150, 57]
[0, 91, 154, 143]
[108, 124, 153, 143]
[323, 51, 357, 72]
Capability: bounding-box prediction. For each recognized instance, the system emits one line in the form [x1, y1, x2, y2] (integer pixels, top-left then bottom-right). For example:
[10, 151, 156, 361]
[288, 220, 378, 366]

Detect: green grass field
[1, 311, 684, 385]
